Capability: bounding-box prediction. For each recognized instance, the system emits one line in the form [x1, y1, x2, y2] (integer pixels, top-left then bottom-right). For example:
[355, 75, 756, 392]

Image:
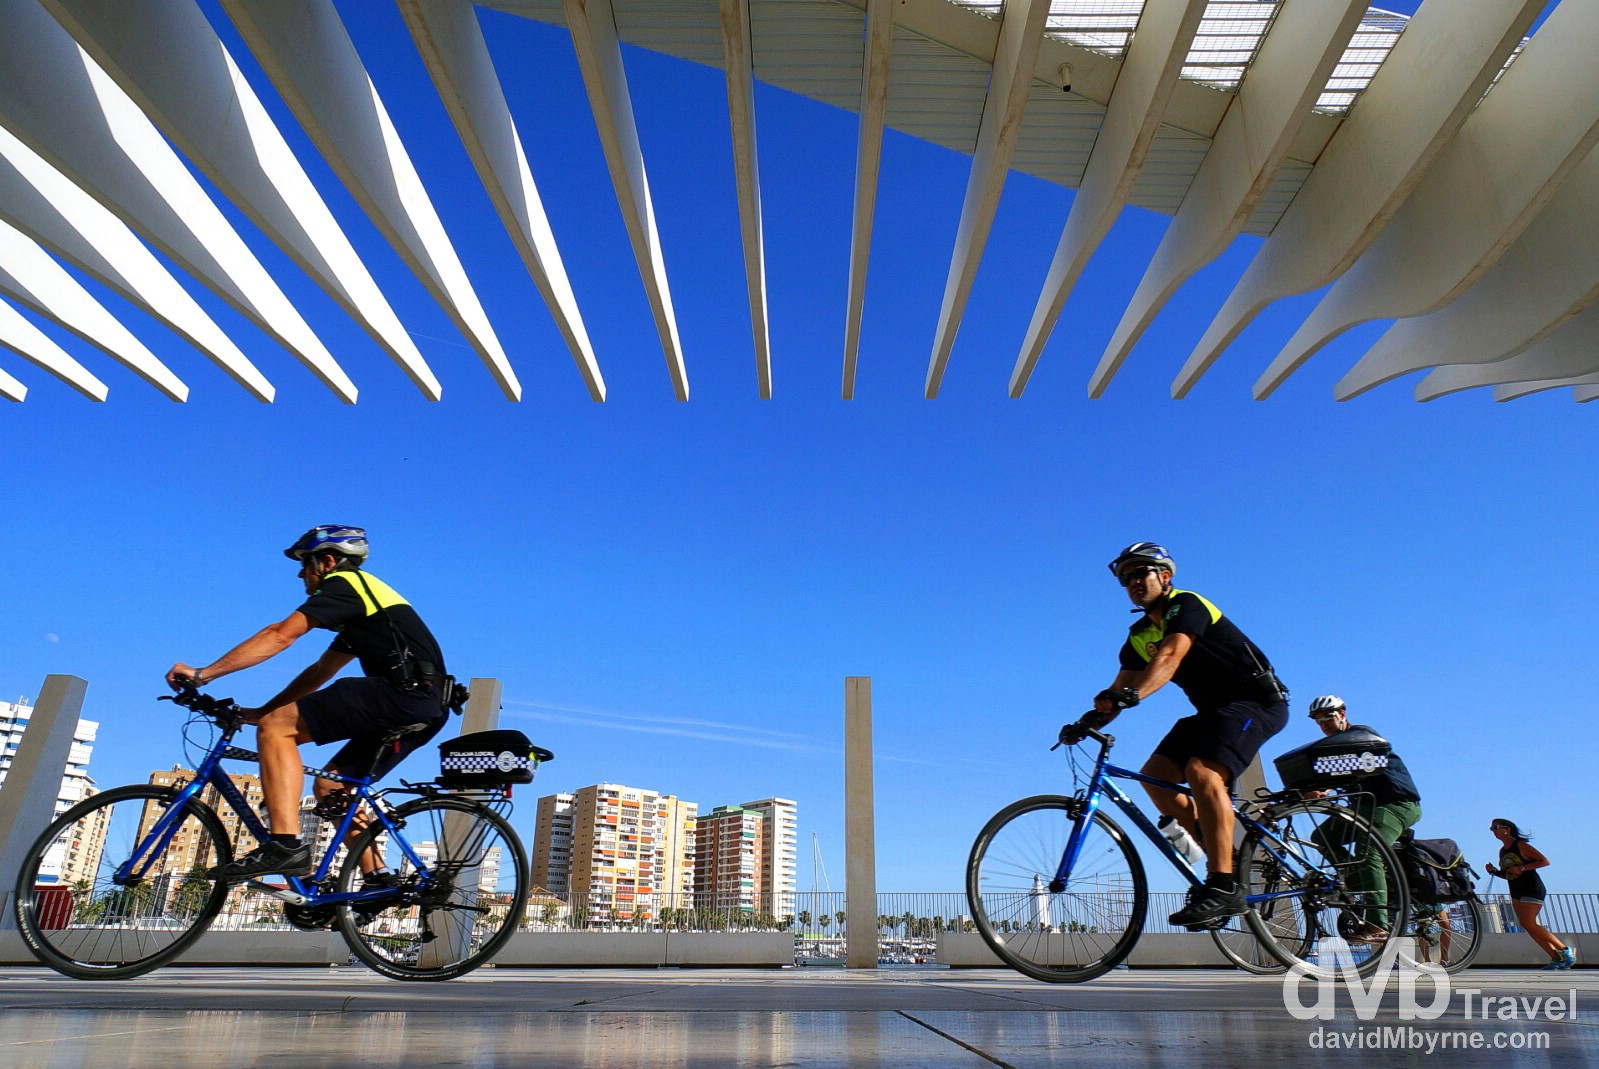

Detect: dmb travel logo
[1282, 939, 1572, 1054]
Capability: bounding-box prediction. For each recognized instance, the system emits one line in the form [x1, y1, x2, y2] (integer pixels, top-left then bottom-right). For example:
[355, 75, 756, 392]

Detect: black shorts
[1508, 873, 1547, 904]
[1153, 698, 1289, 783]
[298, 675, 447, 779]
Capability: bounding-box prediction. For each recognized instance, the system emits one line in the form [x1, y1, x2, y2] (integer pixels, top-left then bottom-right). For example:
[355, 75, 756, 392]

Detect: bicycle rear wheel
[1397, 896, 1486, 975]
[966, 795, 1147, 983]
[335, 795, 528, 980]
[13, 784, 231, 979]
[1210, 914, 1293, 974]
[1242, 799, 1408, 978]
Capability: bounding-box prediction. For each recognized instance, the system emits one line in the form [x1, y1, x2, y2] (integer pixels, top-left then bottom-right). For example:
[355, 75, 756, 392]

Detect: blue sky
[3, 0, 1592, 900]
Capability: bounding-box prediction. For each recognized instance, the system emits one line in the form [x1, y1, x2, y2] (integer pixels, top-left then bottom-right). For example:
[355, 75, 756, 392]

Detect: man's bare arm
[255, 647, 354, 713]
[1132, 631, 1194, 700]
[167, 611, 315, 687]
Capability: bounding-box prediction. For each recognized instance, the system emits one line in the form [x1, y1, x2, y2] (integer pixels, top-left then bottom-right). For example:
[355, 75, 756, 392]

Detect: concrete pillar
[1236, 755, 1269, 803]
[462, 676, 502, 733]
[844, 676, 876, 969]
[0, 674, 88, 930]
[420, 676, 501, 969]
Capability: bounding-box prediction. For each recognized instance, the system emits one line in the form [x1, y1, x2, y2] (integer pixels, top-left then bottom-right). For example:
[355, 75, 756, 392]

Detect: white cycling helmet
[1108, 542, 1175, 580]
[1308, 694, 1346, 717]
[284, 524, 369, 561]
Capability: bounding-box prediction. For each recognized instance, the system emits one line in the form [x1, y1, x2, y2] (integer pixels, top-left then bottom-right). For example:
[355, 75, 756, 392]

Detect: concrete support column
[844, 676, 876, 969]
[0, 674, 87, 930]
[462, 676, 502, 733]
[420, 676, 500, 969]
[1236, 755, 1268, 803]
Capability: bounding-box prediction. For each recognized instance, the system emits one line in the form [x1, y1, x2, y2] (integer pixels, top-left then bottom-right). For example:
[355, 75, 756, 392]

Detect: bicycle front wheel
[1242, 799, 1408, 978]
[966, 795, 1147, 983]
[336, 795, 528, 981]
[13, 784, 232, 979]
[1397, 896, 1486, 975]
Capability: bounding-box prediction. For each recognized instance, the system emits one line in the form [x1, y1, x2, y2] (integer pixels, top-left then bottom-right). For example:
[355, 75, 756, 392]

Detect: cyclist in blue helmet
[167, 525, 451, 883]
[1088, 542, 1289, 930]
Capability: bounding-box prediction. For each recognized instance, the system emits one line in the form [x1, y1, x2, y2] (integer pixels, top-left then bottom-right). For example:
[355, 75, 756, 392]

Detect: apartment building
[410, 838, 502, 895]
[143, 766, 266, 876]
[739, 797, 797, 920]
[693, 805, 764, 914]
[1, 697, 100, 884]
[531, 783, 697, 924]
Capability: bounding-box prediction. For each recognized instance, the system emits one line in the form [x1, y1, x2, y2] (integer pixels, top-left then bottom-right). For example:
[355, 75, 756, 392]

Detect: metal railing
[12, 888, 1599, 965]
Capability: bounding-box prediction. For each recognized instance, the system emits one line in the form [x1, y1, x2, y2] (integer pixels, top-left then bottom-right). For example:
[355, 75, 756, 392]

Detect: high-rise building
[143, 766, 266, 877]
[1, 696, 101, 884]
[531, 791, 574, 892]
[740, 797, 798, 920]
[297, 792, 391, 881]
[411, 838, 501, 894]
[531, 783, 697, 924]
[693, 805, 764, 913]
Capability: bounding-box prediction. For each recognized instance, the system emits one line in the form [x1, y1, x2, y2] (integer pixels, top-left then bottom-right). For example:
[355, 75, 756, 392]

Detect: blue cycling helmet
[284, 524, 369, 561]
[1108, 542, 1175, 580]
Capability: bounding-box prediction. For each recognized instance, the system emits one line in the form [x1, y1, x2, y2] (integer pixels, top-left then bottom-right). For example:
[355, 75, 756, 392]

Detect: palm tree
[834, 910, 847, 933]
[173, 866, 213, 917]
[797, 909, 812, 932]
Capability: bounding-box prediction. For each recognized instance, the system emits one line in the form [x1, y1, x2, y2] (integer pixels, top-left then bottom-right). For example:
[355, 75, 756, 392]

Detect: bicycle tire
[966, 795, 1147, 983]
[1243, 798, 1408, 979]
[335, 794, 528, 981]
[13, 784, 232, 979]
[1396, 895, 1486, 975]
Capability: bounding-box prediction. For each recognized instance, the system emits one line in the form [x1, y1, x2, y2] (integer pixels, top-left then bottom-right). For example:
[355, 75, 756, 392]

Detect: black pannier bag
[438, 730, 552, 787]
[1273, 726, 1392, 791]
[1398, 832, 1476, 903]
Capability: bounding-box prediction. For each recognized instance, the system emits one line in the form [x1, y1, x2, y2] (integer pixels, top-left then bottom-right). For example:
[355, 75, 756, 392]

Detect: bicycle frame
[1058, 733, 1335, 911]
[122, 719, 432, 911]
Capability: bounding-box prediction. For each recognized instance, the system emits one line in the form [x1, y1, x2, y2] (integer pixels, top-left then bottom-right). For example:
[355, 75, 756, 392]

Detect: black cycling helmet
[284, 524, 369, 561]
[1108, 542, 1175, 580]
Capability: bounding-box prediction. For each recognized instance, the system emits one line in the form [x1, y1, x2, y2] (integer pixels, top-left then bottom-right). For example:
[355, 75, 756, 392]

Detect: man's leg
[311, 773, 382, 877]
[1185, 757, 1235, 876]
[1139, 754, 1200, 836]
[208, 703, 315, 880]
[255, 703, 314, 836]
[1354, 799, 1419, 926]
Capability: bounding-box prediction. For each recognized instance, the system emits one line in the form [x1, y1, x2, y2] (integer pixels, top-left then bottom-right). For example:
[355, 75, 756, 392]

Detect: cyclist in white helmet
[1302, 694, 1422, 945]
[167, 525, 451, 883]
[1084, 542, 1289, 930]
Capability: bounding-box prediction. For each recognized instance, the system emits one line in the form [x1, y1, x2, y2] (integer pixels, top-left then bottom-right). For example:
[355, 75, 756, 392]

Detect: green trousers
[1312, 797, 1421, 927]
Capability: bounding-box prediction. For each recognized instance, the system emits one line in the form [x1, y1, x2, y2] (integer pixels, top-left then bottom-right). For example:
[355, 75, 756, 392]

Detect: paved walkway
[1, 966, 1595, 1067]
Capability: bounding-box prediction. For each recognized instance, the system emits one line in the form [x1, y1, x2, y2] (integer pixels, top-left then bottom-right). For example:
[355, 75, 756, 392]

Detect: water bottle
[1159, 815, 1205, 867]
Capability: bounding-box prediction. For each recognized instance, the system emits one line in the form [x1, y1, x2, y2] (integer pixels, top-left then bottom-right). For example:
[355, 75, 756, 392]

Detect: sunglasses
[1310, 711, 1343, 721]
[1117, 565, 1161, 587]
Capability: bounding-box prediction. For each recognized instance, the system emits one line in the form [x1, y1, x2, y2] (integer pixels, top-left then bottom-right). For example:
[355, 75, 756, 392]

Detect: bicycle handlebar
[160, 679, 246, 731]
[1053, 717, 1113, 751]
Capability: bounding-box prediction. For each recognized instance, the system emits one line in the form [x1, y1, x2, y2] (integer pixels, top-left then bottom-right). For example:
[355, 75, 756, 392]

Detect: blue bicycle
[965, 722, 1408, 982]
[13, 684, 548, 981]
